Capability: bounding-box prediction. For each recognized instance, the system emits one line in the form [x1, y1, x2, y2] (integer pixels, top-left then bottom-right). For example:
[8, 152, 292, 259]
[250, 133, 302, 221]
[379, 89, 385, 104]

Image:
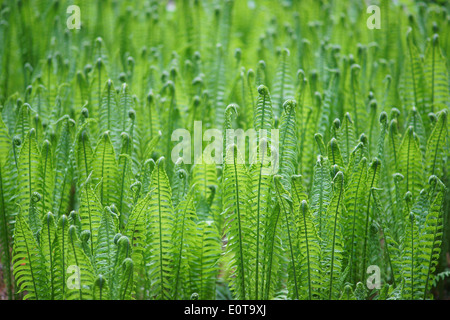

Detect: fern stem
[157, 165, 165, 300]
[410, 215, 414, 300]
[118, 155, 129, 216]
[264, 205, 281, 300]
[69, 232, 83, 300]
[301, 204, 312, 300]
[430, 120, 444, 176]
[28, 131, 32, 210]
[173, 192, 193, 299]
[46, 215, 55, 299]
[233, 155, 246, 300]
[423, 214, 440, 300]
[408, 38, 419, 110]
[351, 71, 358, 134]
[22, 223, 39, 300]
[41, 142, 50, 216]
[121, 268, 133, 300]
[361, 162, 379, 282]
[13, 140, 19, 172]
[430, 39, 435, 111]
[57, 168, 69, 216]
[275, 182, 299, 299]
[349, 163, 364, 283]
[100, 134, 107, 204]
[255, 162, 263, 299]
[329, 176, 343, 300]
[0, 164, 12, 299]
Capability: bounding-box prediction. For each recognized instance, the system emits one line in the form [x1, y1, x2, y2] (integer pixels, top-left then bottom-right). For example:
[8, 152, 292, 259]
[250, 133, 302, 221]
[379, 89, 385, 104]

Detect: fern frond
[189, 220, 221, 300]
[398, 126, 424, 200]
[272, 49, 295, 119]
[94, 206, 118, 287]
[79, 176, 103, 254]
[291, 174, 308, 210]
[298, 200, 323, 300]
[146, 157, 175, 300]
[123, 190, 151, 287]
[425, 109, 447, 178]
[278, 100, 297, 187]
[117, 258, 134, 300]
[52, 116, 74, 217]
[0, 115, 13, 298]
[327, 138, 345, 173]
[400, 29, 425, 114]
[17, 128, 42, 222]
[310, 155, 332, 238]
[401, 209, 422, 300]
[118, 83, 134, 133]
[117, 143, 135, 227]
[92, 274, 109, 300]
[348, 65, 367, 136]
[254, 85, 273, 136]
[249, 139, 274, 299]
[92, 131, 119, 207]
[419, 176, 445, 299]
[75, 130, 94, 186]
[172, 186, 197, 299]
[337, 113, 356, 166]
[321, 171, 345, 300]
[423, 35, 449, 114]
[274, 175, 301, 300]
[66, 226, 95, 300]
[12, 211, 49, 300]
[39, 212, 56, 299]
[222, 144, 253, 300]
[53, 214, 70, 299]
[98, 79, 120, 150]
[344, 157, 368, 283]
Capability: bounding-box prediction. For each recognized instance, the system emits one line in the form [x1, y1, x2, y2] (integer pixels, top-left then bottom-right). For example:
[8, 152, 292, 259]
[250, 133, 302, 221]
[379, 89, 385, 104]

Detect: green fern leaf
[92, 274, 110, 300]
[423, 35, 449, 114]
[298, 200, 323, 300]
[222, 144, 252, 300]
[278, 100, 297, 187]
[92, 131, 119, 207]
[425, 109, 447, 178]
[189, 220, 221, 300]
[66, 226, 95, 300]
[17, 128, 42, 222]
[39, 212, 57, 299]
[310, 155, 332, 238]
[94, 206, 118, 287]
[52, 116, 74, 216]
[398, 126, 424, 200]
[40, 140, 54, 219]
[272, 49, 295, 119]
[12, 211, 48, 300]
[321, 171, 345, 300]
[172, 186, 197, 299]
[146, 157, 175, 300]
[274, 175, 301, 300]
[79, 176, 103, 253]
[344, 157, 368, 283]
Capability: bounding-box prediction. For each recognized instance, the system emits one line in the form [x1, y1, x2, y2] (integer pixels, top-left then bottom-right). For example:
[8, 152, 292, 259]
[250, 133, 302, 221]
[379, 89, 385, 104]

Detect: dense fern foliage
[0, 0, 449, 300]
